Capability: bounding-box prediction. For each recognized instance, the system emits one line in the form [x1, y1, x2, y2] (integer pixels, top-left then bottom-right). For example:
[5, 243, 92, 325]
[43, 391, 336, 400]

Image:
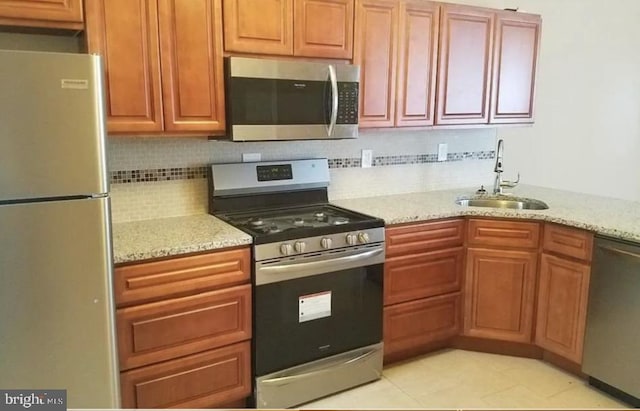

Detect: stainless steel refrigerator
[0, 50, 120, 408]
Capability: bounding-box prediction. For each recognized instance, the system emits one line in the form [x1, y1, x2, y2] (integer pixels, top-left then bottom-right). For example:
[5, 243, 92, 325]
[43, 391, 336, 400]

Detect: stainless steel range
[208, 158, 384, 409]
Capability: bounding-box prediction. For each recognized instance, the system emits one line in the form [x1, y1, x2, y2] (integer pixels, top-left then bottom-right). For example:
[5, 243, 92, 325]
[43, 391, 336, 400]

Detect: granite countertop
[112, 185, 640, 264]
[333, 184, 640, 243]
[112, 214, 252, 264]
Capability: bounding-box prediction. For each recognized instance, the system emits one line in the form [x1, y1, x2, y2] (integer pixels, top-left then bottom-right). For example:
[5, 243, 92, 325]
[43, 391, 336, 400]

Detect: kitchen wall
[109, 129, 497, 222]
[446, 0, 640, 201]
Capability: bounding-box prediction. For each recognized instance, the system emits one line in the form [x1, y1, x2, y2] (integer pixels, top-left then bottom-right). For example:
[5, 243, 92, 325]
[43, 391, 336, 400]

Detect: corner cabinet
[0, 0, 83, 30]
[85, 0, 226, 135]
[114, 247, 252, 408]
[464, 219, 539, 343]
[223, 0, 354, 59]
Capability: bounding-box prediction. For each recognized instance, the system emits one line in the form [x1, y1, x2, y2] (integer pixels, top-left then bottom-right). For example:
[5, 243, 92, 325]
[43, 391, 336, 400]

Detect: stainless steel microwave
[225, 57, 359, 141]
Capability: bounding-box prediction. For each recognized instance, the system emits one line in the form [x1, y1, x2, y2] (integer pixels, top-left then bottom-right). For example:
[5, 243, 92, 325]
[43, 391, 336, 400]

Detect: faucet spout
[494, 139, 504, 173]
[492, 139, 519, 195]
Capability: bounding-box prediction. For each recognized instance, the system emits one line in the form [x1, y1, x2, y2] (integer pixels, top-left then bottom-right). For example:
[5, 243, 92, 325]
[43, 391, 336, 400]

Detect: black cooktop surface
[216, 203, 383, 244]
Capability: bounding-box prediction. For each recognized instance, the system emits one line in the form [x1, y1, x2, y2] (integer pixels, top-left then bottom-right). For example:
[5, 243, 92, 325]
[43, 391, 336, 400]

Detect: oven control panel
[254, 227, 385, 262]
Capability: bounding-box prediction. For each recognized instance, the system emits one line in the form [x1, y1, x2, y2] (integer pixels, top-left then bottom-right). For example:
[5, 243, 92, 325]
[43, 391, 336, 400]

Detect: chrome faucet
[493, 139, 520, 195]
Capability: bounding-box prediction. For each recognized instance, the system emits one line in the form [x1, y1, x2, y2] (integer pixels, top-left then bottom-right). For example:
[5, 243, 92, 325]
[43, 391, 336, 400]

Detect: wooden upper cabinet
[354, 0, 399, 128]
[395, 0, 439, 127]
[86, 0, 226, 134]
[536, 254, 590, 364]
[158, 0, 226, 132]
[223, 0, 293, 55]
[436, 5, 494, 125]
[294, 0, 354, 58]
[490, 11, 541, 124]
[85, 0, 164, 133]
[0, 0, 83, 29]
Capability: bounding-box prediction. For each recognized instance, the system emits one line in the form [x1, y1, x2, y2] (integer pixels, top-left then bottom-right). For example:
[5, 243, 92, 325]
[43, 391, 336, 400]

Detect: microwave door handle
[327, 65, 338, 136]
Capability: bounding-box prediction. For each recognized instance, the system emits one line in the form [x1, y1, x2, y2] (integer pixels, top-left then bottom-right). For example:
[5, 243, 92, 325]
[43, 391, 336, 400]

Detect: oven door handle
[259, 345, 381, 386]
[256, 246, 384, 284]
[327, 64, 338, 137]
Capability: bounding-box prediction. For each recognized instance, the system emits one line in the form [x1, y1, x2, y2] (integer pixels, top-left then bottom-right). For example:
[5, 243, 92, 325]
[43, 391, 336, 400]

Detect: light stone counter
[333, 185, 640, 243]
[112, 214, 252, 264]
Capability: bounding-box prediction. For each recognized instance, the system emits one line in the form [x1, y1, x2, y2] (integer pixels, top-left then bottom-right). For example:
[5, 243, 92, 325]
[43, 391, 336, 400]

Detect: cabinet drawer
[0, 0, 84, 30]
[385, 247, 463, 305]
[543, 224, 593, 262]
[467, 219, 540, 249]
[117, 284, 251, 370]
[115, 248, 250, 307]
[386, 219, 465, 257]
[384, 292, 461, 357]
[120, 341, 251, 408]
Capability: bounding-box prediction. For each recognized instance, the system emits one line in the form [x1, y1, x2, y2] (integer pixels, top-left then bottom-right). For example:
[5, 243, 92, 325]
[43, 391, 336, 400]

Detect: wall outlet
[437, 143, 448, 162]
[361, 149, 373, 168]
[242, 153, 261, 162]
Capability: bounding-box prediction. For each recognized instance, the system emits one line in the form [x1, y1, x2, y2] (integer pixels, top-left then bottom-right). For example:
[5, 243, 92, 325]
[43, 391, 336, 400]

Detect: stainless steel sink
[455, 196, 549, 210]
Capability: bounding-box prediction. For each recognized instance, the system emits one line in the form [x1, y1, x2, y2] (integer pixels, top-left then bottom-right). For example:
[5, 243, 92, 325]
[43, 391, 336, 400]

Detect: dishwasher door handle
[599, 245, 640, 261]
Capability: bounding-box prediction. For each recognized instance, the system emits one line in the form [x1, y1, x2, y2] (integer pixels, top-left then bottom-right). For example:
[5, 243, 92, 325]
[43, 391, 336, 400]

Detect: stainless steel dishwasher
[583, 235, 640, 406]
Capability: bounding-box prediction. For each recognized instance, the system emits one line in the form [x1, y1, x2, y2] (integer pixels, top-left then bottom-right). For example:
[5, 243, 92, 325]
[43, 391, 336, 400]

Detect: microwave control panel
[337, 83, 358, 124]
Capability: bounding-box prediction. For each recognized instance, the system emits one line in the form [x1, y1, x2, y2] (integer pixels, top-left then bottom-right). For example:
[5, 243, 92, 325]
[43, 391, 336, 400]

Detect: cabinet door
[85, 0, 164, 133]
[464, 248, 537, 343]
[385, 247, 463, 305]
[158, 0, 226, 132]
[294, 0, 354, 58]
[120, 341, 251, 408]
[395, 0, 439, 127]
[536, 254, 590, 364]
[436, 5, 494, 125]
[384, 292, 461, 358]
[0, 0, 83, 29]
[353, 0, 399, 128]
[223, 0, 293, 55]
[117, 284, 251, 371]
[490, 11, 541, 124]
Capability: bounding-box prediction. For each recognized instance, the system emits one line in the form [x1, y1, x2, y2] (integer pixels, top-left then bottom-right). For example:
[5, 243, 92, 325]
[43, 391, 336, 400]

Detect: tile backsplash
[109, 128, 498, 223]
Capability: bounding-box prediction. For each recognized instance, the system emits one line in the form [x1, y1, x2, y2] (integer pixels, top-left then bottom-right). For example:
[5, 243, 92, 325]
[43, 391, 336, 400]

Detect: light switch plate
[438, 143, 448, 162]
[242, 153, 261, 162]
[361, 149, 373, 168]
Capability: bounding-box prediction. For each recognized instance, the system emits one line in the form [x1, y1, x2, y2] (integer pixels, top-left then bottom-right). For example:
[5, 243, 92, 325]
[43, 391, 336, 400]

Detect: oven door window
[254, 264, 383, 376]
[228, 77, 331, 125]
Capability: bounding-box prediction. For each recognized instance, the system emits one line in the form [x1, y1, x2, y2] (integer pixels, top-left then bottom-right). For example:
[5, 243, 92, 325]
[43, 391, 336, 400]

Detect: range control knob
[320, 237, 333, 249]
[280, 243, 293, 256]
[294, 241, 307, 253]
[358, 232, 370, 244]
[346, 233, 358, 246]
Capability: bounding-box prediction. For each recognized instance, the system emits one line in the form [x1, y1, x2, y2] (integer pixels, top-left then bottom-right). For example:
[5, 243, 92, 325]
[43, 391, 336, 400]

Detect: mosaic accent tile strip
[110, 167, 207, 184]
[110, 151, 495, 184]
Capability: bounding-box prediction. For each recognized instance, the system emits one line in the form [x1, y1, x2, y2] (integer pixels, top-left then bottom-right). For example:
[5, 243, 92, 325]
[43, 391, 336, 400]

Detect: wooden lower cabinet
[384, 246, 463, 305]
[114, 247, 252, 408]
[120, 341, 251, 408]
[464, 248, 537, 343]
[117, 284, 251, 371]
[384, 292, 461, 357]
[535, 253, 590, 364]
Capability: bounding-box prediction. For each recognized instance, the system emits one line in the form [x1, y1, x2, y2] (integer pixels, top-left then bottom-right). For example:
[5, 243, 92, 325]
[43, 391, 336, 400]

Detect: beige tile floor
[301, 349, 630, 409]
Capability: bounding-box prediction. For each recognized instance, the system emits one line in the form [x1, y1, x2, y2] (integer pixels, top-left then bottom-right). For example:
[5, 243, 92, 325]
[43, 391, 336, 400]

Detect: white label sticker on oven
[299, 291, 331, 323]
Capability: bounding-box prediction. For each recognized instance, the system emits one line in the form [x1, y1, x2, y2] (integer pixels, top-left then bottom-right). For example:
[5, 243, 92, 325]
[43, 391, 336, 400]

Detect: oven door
[254, 244, 384, 376]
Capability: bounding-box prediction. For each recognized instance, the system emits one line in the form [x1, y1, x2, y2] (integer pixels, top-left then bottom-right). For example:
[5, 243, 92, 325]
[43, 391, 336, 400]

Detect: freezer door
[0, 198, 120, 408]
[0, 50, 108, 202]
